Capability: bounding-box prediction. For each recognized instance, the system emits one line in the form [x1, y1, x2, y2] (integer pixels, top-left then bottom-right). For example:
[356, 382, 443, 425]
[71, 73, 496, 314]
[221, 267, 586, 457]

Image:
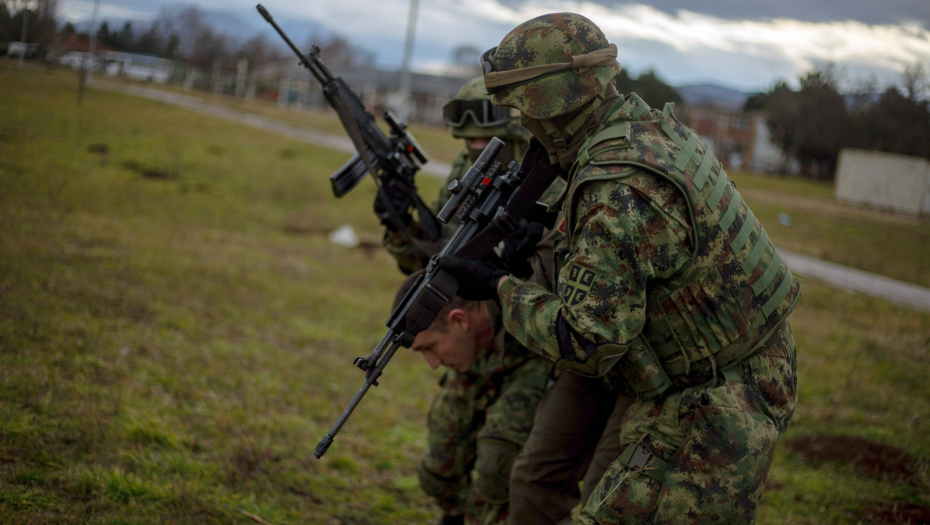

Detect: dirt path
[782, 250, 930, 312]
[94, 80, 453, 178]
[95, 81, 930, 313]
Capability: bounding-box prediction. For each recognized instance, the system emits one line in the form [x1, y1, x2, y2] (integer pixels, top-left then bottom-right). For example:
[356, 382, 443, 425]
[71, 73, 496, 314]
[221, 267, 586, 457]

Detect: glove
[374, 181, 414, 232]
[500, 219, 545, 279]
[438, 515, 464, 525]
[437, 256, 509, 301]
[521, 137, 551, 171]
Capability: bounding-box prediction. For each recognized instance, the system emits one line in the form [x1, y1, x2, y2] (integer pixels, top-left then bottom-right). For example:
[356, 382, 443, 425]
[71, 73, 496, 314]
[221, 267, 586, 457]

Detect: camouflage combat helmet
[443, 76, 528, 142]
[481, 13, 621, 120]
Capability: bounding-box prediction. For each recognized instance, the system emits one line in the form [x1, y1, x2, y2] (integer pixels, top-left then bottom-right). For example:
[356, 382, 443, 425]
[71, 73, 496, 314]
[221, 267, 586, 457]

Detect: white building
[102, 51, 172, 83]
[836, 149, 930, 216]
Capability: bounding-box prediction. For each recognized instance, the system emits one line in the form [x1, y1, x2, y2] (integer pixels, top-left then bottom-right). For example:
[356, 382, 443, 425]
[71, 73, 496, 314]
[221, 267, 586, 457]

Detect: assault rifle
[257, 4, 441, 240]
[314, 137, 559, 458]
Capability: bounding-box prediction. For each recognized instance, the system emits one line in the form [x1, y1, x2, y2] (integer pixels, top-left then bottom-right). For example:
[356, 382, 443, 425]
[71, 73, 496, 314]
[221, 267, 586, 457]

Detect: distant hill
[675, 84, 749, 111]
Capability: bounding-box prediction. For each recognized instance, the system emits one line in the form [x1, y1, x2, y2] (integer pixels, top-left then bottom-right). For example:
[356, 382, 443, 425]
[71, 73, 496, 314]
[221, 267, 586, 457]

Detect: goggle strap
[485, 44, 617, 92]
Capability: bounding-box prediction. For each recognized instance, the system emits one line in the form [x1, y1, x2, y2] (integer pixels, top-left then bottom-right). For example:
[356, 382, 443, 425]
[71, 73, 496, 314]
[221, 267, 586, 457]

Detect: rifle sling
[454, 158, 563, 260]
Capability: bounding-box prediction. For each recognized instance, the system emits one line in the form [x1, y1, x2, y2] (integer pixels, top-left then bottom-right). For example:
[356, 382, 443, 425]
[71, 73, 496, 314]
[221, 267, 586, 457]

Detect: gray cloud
[494, 0, 930, 28]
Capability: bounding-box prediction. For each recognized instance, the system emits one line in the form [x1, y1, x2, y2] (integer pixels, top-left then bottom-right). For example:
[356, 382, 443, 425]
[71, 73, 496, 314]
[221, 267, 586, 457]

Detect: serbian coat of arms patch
[561, 263, 597, 307]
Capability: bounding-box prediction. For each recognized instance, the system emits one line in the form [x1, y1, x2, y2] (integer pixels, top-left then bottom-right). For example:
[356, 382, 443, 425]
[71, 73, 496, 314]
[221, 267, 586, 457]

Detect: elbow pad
[555, 314, 627, 377]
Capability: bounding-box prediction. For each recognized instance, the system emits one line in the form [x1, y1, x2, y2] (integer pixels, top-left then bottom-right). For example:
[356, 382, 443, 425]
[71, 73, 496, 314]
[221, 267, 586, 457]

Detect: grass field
[1, 63, 928, 524]
[100, 73, 930, 289]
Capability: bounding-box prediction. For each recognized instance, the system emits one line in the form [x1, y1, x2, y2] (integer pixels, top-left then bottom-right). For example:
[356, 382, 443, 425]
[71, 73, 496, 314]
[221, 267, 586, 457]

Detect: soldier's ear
[446, 309, 469, 331]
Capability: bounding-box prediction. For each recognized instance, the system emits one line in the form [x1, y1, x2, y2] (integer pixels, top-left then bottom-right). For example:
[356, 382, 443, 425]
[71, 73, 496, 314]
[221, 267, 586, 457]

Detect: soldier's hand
[501, 219, 545, 279]
[437, 256, 509, 301]
[373, 182, 414, 231]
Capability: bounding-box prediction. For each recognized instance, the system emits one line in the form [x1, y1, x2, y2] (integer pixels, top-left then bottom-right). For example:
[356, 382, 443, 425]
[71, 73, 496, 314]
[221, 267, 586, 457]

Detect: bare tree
[307, 34, 374, 68]
[900, 62, 929, 102]
[448, 43, 481, 76]
[153, 5, 206, 60]
[1, 0, 57, 49]
[236, 34, 281, 71]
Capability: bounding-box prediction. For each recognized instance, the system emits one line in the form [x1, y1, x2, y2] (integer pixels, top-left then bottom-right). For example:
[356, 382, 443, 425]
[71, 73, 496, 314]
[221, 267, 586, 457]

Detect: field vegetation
[1, 64, 928, 524]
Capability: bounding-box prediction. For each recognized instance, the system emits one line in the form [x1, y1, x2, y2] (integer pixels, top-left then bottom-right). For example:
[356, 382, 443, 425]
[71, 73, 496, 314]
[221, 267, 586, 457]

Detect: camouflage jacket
[421, 300, 553, 520]
[499, 93, 799, 394]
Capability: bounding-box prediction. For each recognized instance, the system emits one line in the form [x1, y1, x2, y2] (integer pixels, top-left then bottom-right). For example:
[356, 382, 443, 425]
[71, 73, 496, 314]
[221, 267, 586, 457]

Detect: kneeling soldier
[394, 271, 553, 525]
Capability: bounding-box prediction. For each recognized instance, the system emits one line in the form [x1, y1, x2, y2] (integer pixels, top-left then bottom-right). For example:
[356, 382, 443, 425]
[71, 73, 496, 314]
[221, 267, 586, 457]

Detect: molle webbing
[658, 106, 796, 319]
[568, 97, 799, 390]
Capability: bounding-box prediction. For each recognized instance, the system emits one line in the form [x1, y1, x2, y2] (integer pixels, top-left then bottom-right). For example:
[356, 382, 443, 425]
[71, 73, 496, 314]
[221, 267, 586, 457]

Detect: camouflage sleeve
[499, 176, 692, 362]
[382, 221, 431, 274]
[419, 370, 482, 515]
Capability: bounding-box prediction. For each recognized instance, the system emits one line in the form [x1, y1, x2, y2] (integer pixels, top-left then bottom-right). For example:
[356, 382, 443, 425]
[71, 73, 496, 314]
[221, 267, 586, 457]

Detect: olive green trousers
[508, 373, 634, 524]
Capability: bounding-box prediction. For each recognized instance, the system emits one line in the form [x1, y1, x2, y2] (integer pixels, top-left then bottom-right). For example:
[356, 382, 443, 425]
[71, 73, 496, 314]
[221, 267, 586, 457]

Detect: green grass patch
[1, 62, 927, 523]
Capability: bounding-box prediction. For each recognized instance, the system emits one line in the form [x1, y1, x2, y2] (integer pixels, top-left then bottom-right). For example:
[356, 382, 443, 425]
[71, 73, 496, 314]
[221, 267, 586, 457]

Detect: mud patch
[206, 144, 226, 156]
[787, 435, 919, 485]
[121, 160, 176, 180]
[227, 444, 279, 483]
[87, 143, 109, 155]
[279, 148, 298, 160]
[861, 500, 930, 524]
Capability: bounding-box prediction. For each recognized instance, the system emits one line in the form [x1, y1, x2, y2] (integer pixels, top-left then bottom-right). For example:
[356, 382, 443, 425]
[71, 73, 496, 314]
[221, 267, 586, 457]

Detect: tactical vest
[563, 94, 800, 398]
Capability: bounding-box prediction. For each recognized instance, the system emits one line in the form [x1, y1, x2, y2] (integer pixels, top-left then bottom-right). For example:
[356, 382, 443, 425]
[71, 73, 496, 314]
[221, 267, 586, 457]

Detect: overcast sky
[59, 0, 930, 92]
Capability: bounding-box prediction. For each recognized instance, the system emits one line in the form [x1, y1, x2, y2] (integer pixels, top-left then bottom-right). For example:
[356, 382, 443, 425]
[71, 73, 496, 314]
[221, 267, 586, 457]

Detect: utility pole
[87, 0, 100, 86]
[398, 0, 419, 122]
[18, 4, 28, 68]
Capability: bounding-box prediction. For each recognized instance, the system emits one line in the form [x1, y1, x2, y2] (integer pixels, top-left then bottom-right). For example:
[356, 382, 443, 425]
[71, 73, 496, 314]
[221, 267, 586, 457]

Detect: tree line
[58, 5, 373, 74]
[745, 63, 930, 176]
[0, 0, 57, 50]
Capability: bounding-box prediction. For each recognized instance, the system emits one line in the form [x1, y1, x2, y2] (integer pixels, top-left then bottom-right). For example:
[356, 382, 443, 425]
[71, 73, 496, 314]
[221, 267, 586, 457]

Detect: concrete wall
[835, 148, 930, 216]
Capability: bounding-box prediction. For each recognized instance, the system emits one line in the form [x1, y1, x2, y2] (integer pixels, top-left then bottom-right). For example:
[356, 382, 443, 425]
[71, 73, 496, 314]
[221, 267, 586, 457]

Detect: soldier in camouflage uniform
[439, 12, 801, 524]
[394, 272, 554, 525]
[370, 74, 588, 523]
[380, 76, 532, 274]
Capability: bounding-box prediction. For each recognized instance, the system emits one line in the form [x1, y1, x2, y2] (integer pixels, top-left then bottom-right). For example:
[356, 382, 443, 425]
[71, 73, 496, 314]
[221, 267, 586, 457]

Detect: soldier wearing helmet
[438, 12, 800, 525]
[380, 76, 533, 274]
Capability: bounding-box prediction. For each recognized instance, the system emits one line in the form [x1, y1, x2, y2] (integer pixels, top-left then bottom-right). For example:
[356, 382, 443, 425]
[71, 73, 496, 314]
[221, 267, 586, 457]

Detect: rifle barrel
[314, 340, 402, 458]
[256, 5, 314, 71]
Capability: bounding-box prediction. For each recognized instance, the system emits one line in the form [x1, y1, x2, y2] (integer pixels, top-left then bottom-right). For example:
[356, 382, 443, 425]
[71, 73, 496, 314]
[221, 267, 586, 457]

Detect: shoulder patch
[561, 263, 598, 307]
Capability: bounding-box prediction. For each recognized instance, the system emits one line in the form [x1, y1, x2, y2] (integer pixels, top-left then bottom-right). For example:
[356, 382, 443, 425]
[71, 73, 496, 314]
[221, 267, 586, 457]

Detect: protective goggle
[442, 97, 512, 128]
[480, 47, 498, 77]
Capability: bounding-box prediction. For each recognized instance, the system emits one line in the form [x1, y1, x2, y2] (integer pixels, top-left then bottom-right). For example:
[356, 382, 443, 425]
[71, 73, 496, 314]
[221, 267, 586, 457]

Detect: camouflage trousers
[419, 358, 553, 524]
[579, 323, 798, 524]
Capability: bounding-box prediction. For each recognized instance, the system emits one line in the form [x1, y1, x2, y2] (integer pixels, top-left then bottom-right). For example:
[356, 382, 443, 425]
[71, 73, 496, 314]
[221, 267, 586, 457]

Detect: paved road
[94, 80, 452, 178]
[96, 81, 930, 313]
